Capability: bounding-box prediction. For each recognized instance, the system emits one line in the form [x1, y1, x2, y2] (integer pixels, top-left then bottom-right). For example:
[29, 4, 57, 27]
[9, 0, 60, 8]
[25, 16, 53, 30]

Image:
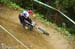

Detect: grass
[0, 0, 24, 11]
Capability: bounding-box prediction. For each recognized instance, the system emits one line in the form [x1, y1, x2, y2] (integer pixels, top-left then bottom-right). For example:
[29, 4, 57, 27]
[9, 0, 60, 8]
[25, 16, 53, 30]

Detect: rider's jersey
[22, 11, 29, 18]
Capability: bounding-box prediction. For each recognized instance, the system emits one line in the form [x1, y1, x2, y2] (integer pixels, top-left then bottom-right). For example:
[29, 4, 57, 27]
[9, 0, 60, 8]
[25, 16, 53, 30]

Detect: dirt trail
[0, 5, 74, 49]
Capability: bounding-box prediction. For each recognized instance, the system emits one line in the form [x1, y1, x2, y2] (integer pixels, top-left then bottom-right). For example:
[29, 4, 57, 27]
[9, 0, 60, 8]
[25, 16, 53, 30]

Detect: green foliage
[40, 0, 75, 35]
[62, 0, 75, 8]
[0, 0, 11, 5]
[0, 0, 24, 11]
[8, 2, 23, 10]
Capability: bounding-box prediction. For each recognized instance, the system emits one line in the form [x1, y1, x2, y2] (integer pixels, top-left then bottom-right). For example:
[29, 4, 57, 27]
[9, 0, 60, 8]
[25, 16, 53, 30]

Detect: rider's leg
[25, 17, 32, 24]
[26, 17, 33, 30]
[19, 16, 26, 28]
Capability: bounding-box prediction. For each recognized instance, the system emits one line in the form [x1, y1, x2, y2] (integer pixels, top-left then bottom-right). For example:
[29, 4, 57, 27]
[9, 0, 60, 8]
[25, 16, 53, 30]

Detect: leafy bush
[0, 0, 24, 11]
[0, 0, 11, 5]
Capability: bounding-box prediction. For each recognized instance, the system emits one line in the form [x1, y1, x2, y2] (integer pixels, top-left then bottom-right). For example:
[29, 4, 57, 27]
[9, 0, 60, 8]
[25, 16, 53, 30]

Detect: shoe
[29, 25, 33, 31]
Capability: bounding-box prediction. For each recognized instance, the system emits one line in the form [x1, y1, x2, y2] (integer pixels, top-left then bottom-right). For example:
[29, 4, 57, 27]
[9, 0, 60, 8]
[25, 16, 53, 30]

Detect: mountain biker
[19, 9, 35, 29]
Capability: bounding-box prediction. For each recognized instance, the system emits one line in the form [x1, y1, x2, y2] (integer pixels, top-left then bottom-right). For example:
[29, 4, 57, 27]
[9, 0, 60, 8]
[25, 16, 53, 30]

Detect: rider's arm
[28, 10, 36, 17]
